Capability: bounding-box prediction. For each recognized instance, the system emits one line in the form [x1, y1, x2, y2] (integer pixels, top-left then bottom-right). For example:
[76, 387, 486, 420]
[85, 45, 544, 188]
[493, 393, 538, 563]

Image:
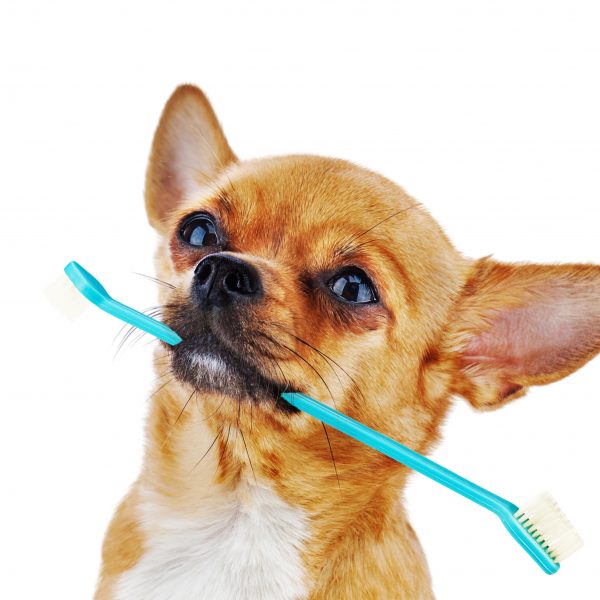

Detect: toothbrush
[60, 260, 182, 345]
[55, 260, 582, 574]
[281, 392, 582, 574]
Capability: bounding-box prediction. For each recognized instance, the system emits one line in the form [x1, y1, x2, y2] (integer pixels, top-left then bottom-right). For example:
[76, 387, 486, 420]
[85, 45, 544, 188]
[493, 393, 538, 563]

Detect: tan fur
[96, 85, 600, 599]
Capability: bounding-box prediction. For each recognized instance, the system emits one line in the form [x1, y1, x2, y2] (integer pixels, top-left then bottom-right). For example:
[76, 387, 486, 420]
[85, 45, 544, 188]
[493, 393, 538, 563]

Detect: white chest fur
[115, 483, 310, 600]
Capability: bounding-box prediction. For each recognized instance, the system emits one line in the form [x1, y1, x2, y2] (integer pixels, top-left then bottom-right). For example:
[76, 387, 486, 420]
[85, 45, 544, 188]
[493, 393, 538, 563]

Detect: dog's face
[157, 155, 463, 438]
[145, 86, 600, 495]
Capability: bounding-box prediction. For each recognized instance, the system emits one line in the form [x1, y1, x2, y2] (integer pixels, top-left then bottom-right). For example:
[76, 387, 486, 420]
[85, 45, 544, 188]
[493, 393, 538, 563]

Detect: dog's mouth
[168, 330, 298, 413]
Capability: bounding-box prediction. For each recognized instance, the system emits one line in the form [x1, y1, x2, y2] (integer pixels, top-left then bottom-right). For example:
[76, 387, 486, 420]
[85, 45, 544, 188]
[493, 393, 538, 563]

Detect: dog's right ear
[441, 258, 600, 410]
[145, 85, 236, 232]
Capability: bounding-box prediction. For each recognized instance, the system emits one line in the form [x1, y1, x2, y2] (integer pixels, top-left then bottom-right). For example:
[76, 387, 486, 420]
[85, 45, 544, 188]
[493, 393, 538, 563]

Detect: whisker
[235, 398, 241, 445]
[273, 339, 338, 409]
[144, 311, 164, 320]
[111, 304, 169, 358]
[142, 305, 166, 314]
[290, 332, 375, 408]
[261, 351, 291, 412]
[287, 334, 345, 393]
[266, 321, 373, 409]
[133, 272, 176, 289]
[174, 390, 196, 428]
[161, 389, 196, 450]
[149, 377, 174, 399]
[321, 422, 342, 495]
[191, 427, 223, 472]
[153, 355, 172, 365]
[129, 329, 149, 348]
[252, 327, 337, 408]
[336, 204, 418, 256]
[154, 366, 173, 382]
[113, 322, 129, 345]
[142, 305, 168, 321]
[215, 423, 232, 478]
[199, 394, 228, 422]
[240, 426, 257, 485]
[344, 238, 380, 254]
[113, 324, 139, 358]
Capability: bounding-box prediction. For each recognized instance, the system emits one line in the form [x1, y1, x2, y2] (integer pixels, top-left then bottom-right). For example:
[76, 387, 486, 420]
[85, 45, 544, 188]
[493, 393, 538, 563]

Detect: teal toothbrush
[59, 260, 582, 575]
[281, 392, 582, 574]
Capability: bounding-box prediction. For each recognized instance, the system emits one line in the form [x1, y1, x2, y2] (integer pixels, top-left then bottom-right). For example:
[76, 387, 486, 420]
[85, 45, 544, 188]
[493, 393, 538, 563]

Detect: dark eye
[180, 214, 220, 247]
[328, 268, 377, 304]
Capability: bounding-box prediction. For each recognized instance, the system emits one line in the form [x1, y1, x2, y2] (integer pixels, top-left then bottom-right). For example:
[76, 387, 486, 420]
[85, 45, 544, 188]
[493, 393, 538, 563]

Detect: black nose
[193, 254, 262, 308]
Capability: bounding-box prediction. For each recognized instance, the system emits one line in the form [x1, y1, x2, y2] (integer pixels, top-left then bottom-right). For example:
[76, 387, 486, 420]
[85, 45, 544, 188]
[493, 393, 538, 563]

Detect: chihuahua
[95, 85, 600, 599]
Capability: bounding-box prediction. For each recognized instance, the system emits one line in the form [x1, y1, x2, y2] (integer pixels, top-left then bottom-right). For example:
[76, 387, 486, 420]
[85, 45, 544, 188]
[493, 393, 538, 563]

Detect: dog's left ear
[145, 85, 236, 232]
[443, 258, 600, 410]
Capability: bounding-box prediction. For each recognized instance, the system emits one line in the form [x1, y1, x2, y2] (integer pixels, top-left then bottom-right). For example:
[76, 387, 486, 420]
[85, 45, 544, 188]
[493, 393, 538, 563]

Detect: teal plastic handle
[281, 392, 559, 574]
[64, 261, 182, 346]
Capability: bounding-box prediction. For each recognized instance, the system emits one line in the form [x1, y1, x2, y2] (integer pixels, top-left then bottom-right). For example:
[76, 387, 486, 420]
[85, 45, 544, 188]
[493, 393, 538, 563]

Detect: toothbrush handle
[282, 393, 516, 516]
[64, 261, 182, 346]
[106, 299, 182, 346]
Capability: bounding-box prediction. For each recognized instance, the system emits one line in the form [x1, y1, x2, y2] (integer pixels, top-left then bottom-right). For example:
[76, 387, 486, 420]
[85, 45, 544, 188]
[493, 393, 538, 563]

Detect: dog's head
[145, 85, 600, 495]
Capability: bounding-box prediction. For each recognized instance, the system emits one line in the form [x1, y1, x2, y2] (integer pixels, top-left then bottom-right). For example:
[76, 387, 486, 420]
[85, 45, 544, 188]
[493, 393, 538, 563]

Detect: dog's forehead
[217, 155, 417, 245]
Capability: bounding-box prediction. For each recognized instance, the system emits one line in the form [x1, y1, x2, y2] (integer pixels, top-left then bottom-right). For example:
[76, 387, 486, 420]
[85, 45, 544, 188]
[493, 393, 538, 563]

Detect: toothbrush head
[500, 492, 583, 574]
[517, 493, 583, 565]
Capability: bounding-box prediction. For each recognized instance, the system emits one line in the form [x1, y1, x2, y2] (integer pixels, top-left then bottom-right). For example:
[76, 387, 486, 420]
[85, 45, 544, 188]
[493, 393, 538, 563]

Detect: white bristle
[515, 492, 583, 563]
[45, 273, 89, 320]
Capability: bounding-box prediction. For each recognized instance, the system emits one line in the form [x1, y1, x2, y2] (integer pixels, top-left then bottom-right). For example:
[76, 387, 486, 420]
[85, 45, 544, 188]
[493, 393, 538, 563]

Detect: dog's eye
[328, 268, 377, 304]
[180, 214, 220, 247]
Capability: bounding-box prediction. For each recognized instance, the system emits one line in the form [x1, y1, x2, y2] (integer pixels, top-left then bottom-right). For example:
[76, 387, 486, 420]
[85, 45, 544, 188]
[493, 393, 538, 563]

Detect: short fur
[96, 85, 600, 599]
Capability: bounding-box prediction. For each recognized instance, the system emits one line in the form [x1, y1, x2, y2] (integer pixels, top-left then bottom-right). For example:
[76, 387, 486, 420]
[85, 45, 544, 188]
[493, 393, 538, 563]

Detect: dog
[95, 85, 600, 599]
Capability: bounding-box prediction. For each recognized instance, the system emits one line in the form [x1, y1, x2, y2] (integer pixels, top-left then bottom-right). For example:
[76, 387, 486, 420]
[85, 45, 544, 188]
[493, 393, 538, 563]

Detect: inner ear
[145, 85, 236, 232]
[446, 259, 600, 410]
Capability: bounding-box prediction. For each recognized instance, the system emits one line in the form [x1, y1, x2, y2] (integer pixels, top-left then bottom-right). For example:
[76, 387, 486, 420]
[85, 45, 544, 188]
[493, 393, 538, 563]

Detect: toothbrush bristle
[45, 272, 88, 320]
[515, 492, 583, 563]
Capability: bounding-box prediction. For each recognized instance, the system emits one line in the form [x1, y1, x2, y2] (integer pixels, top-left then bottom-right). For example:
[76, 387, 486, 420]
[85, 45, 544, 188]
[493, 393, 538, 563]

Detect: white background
[1, 1, 599, 598]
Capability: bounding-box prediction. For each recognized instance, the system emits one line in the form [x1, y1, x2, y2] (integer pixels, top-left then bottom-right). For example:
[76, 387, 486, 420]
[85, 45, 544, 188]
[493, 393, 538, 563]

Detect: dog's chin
[169, 332, 298, 413]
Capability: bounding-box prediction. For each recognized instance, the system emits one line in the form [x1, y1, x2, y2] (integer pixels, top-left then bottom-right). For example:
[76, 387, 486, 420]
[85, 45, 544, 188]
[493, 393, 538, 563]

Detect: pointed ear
[145, 85, 236, 231]
[444, 258, 600, 410]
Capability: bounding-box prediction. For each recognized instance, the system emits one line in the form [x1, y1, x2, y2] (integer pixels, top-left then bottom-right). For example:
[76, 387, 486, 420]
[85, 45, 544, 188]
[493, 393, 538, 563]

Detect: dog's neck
[131, 380, 438, 599]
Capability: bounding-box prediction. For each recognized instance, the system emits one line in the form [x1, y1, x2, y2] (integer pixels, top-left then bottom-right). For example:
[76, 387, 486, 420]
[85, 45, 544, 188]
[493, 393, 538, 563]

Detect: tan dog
[95, 85, 600, 600]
